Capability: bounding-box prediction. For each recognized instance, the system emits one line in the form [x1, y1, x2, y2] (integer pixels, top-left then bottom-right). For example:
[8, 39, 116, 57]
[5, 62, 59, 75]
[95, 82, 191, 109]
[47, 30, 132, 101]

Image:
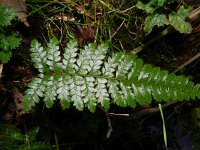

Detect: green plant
[23, 37, 200, 112]
[0, 4, 21, 63]
[0, 124, 51, 150]
[192, 129, 200, 150]
[136, 0, 192, 34]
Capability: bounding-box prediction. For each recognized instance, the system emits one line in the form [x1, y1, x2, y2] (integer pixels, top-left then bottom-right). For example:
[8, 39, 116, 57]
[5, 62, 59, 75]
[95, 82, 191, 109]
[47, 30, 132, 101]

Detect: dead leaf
[0, 0, 29, 26]
[12, 87, 24, 117]
[2, 111, 14, 123]
[0, 97, 16, 123]
[82, 0, 91, 7]
[75, 24, 94, 44]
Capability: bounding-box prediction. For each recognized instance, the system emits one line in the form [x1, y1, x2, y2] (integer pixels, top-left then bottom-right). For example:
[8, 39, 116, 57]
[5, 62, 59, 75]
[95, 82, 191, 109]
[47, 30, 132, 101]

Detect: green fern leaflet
[24, 37, 200, 112]
[0, 4, 21, 63]
[0, 4, 17, 27]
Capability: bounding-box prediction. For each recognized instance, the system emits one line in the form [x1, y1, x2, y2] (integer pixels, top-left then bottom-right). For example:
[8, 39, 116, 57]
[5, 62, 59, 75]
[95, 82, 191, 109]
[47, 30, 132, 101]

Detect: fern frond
[0, 4, 17, 27]
[0, 33, 21, 50]
[0, 33, 21, 63]
[0, 5, 21, 64]
[0, 125, 51, 150]
[24, 37, 200, 112]
[0, 50, 12, 64]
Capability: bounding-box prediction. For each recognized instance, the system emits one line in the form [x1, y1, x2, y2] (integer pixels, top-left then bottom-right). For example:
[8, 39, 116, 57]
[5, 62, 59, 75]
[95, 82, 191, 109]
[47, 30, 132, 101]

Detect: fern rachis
[23, 37, 200, 112]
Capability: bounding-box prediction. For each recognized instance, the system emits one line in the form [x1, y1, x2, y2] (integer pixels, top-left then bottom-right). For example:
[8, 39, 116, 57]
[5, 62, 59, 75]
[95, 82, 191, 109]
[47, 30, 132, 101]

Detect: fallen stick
[173, 51, 200, 73]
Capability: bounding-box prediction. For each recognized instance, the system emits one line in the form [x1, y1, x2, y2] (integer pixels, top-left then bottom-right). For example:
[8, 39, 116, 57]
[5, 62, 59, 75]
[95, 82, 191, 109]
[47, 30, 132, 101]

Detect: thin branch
[0, 64, 3, 78]
[105, 110, 113, 138]
[109, 113, 129, 117]
[127, 102, 175, 120]
[112, 20, 125, 38]
[173, 51, 200, 73]
[130, 27, 173, 54]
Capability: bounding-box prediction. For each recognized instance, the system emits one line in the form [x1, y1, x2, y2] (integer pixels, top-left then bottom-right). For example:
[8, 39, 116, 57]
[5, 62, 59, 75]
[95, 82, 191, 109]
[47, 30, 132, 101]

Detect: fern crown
[24, 37, 200, 112]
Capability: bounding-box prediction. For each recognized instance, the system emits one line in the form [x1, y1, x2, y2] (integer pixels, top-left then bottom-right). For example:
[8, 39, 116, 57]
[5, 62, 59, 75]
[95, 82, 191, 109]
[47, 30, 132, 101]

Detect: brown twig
[130, 27, 174, 54]
[105, 110, 113, 138]
[173, 51, 200, 73]
[0, 64, 3, 78]
[127, 102, 175, 120]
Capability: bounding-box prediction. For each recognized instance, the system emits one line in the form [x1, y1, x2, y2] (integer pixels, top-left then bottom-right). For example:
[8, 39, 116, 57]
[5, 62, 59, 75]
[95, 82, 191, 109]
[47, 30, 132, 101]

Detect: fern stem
[159, 104, 168, 150]
[43, 71, 138, 85]
[54, 132, 60, 150]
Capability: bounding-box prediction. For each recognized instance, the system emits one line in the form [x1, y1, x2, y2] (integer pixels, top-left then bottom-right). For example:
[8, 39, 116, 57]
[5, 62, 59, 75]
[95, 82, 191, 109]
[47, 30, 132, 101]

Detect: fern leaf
[62, 39, 78, 73]
[30, 40, 46, 72]
[57, 76, 71, 109]
[46, 37, 62, 72]
[0, 33, 21, 50]
[24, 37, 200, 112]
[0, 50, 12, 63]
[0, 4, 21, 64]
[0, 4, 17, 27]
[0, 33, 21, 63]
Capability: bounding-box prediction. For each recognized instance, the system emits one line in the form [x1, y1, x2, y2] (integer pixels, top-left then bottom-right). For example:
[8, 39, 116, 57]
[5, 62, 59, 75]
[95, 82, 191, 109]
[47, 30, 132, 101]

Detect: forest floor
[1, 0, 200, 150]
